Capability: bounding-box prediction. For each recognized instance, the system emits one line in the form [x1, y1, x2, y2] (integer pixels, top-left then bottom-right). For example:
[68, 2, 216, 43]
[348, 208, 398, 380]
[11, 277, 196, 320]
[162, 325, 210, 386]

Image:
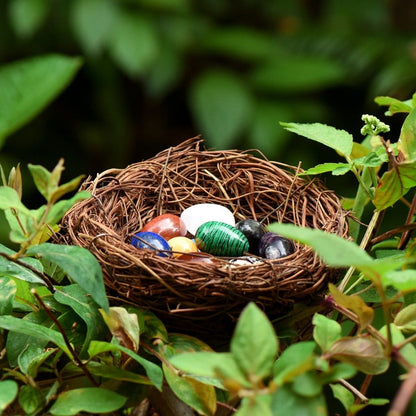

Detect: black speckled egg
[258, 232, 295, 260]
[235, 219, 266, 255]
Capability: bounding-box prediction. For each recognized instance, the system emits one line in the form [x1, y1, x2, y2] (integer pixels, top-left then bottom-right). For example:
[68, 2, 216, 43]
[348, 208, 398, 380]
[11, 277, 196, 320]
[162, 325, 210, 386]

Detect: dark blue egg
[235, 219, 266, 255]
[131, 231, 171, 257]
[258, 232, 295, 260]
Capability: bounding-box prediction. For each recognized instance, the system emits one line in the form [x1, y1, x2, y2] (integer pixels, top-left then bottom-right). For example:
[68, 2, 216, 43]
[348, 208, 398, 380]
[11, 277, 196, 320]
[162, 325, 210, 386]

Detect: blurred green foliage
[1, 0, 416, 177]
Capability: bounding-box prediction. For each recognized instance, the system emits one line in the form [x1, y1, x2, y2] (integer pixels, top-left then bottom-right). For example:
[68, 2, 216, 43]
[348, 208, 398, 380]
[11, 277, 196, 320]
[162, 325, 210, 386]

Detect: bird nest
[59, 137, 349, 335]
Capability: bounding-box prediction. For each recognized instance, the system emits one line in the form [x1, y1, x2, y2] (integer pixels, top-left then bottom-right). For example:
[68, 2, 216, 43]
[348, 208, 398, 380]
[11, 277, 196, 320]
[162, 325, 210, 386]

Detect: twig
[388, 365, 416, 416]
[339, 378, 369, 403]
[32, 289, 99, 387]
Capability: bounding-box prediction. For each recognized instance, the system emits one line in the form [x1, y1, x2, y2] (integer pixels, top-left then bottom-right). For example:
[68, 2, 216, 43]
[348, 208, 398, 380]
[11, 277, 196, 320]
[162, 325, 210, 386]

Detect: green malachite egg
[195, 221, 249, 257]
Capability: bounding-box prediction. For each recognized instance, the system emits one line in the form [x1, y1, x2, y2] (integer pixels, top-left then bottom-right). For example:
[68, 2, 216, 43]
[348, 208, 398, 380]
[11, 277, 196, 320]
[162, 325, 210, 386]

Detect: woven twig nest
[59, 137, 349, 334]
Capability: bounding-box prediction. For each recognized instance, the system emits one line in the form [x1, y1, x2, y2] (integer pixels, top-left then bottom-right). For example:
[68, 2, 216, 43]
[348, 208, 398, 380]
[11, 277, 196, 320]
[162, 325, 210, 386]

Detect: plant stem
[388, 365, 416, 416]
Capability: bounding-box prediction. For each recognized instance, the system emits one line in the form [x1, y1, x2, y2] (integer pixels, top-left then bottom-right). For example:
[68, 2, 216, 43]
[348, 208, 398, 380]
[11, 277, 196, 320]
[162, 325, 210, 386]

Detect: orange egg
[168, 236, 198, 258]
[141, 214, 187, 239]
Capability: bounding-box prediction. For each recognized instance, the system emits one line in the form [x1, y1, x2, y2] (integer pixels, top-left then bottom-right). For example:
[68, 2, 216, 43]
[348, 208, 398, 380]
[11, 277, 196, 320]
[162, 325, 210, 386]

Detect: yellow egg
[168, 236, 198, 258]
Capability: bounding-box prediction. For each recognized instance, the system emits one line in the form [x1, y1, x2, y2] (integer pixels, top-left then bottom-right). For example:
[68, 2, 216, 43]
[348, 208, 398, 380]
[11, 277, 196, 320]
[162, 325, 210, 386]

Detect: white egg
[180, 203, 235, 235]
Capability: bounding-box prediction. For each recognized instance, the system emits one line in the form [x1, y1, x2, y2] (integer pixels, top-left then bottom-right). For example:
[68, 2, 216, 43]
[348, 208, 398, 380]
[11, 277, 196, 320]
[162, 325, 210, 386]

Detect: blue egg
[131, 231, 171, 257]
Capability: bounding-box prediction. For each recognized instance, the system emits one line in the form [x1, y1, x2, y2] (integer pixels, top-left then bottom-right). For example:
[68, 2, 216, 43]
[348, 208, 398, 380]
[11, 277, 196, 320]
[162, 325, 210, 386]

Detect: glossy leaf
[8, 0, 49, 38]
[70, 0, 117, 55]
[267, 223, 373, 268]
[128, 306, 168, 343]
[26, 243, 109, 312]
[0, 55, 82, 143]
[231, 302, 278, 379]
[329, 284, 374, 331]
[280, 122, 353, 157]
[0, 380, 18, 413]
[270, 385, 327, 416]
[0, 277, 16, 315]
[108, 13, 159, 77]
[54, 285, 107, 355]
[163, 363, 217, 416]
[19, 345, 56, 378]
[49, 387, 126, 416]
[398, 107, 416, 161]
[313, 313, 342, 353]
[18, 384, 44, 414]
[328, 336, 389, 375]
[189, 69, 253, 149]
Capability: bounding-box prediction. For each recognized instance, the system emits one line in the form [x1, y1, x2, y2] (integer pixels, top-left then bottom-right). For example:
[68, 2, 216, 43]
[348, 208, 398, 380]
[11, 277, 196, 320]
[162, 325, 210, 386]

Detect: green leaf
[54, 285, 107, 356]
[70, 0, 118, 55]
[280, 122, 353, 157]
[0, 54, 82, 143]
[8, 0, 49, 38]
[267, 223, 373, 268]
[237, 396, 273, 416]
[398, 107, 416, 161]
[270, 385, 327, 416]
[26, 243, 109, 312]
[312, 313, 342, 353]
[380, 324, 416, 366]
[128, 306, 168, 343]
[0, 186, 30, 215]
[292, 371, 322, 398]
[328, 336, 389, 375]
[373, 161, 416, 210]
[0, 314, 72, 358]
[300, 163, 351, 176]
[273, 341, 317, 385]
[18, 384, 44, 414]
[49, 387, 126, 416]
[163, 363, 217, 416]
[250, 55, 345, 93]
[0, 276, 16, 315]
[381, 269, 416, 291]
[375, 95, 413, 115]
[87, 340, 163, 390]
[189, 70, 253, 149]
[0, 380, 18, 413]
[330, 383, 354, 413]
[394, 304, 416, 333]
[202, 26, 276, 62]
[27, 163, 52, 200]
[19, 345, 56, 378]
[108, 13, 159, 77]
[231, 302, 278, 379]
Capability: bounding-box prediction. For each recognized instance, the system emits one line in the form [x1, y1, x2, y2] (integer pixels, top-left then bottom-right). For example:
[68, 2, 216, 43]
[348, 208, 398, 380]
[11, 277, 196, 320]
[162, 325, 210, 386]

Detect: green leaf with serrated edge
[190, 70, 253, 149]
[87, 340, 163, 390]
[312, 313, 342, 353]
[375, 96, 413, 115]
[398, 107, 416, 161]
[127, 306, 168, 343]
[280, 122, 353, 157]
[169, 351, 248, 389]
[267, 223, 373, 268]
[100, 307, 139, 352]
[0, 314, 72, 357]
[270, 385, 327, 416]
[0, 380, 18, 413]
[163, 363, 217, 416]
[327, 336, 389, 375]
[380, 324, 416, 366]
[330, 383, 354, 413]
[394, 304, 416, 333]
[353, 152, 386, 167]
[273, 341, 316, 385]
[49, 387, 126, 416]
[332, 165, 352, 176]
[231, 302, 278, 379]
[0, 54, 82, 143]
[18, 384, 43, 414]
[237, 395, 273, 416]
[54, 285, 107, 356]
[26, 243, 109, 312]
[108, 13, 159, 77]
[373, 161, 416, 210]
[300, 163, 351, 176]
[70, 0, 117, 55]
[292, 371, 322, 398]
[8, 0, 49, 38]
[0, 277, 16, 315]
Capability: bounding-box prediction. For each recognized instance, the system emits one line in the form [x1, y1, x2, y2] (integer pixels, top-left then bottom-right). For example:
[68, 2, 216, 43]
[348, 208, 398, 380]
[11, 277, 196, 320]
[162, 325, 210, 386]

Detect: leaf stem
[387, 365, 416, 416]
